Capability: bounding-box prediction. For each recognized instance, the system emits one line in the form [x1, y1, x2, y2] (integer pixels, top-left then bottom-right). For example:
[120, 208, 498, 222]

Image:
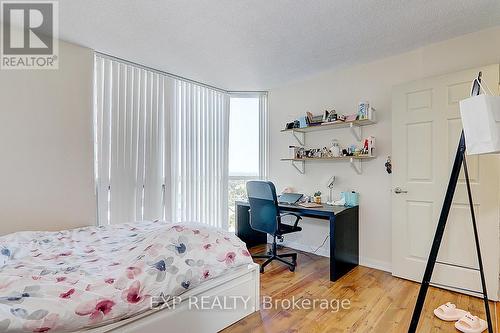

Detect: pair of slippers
[434, 302, 487, 333]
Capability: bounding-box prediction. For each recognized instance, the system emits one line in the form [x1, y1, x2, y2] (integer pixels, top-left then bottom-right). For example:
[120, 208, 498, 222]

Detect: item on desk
[299, 195, 311, 204]
[332, 197, 346, 206]
[279, 192, 303, 205]
[298, 202, 323, 208]
[313, 191, 322, 204]
[341, 191, 359, 207]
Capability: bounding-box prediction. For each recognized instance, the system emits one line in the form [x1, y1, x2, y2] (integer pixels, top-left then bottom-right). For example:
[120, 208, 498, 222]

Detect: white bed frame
[85, 263, 260, 333]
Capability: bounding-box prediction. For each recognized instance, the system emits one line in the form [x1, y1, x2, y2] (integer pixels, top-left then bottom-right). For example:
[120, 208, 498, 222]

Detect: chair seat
[277, 223, 302, 235]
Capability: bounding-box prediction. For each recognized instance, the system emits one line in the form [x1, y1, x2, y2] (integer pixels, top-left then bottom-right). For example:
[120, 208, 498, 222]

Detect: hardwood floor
[222, 245, 497, 333]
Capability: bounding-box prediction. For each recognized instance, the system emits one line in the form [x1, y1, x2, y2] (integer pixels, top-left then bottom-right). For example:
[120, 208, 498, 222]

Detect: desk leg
[329, 216, 336, 282]
[329, 207, 359, 282]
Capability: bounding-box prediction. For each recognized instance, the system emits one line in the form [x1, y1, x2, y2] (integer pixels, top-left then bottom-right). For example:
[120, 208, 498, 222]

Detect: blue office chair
[246, 181, 302, 273]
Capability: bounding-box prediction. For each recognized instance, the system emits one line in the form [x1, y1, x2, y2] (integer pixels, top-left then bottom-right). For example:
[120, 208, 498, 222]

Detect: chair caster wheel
[289, 266, 295, 272]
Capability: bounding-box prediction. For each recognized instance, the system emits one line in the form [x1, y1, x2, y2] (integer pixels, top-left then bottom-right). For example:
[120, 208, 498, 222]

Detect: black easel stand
[408, 72, 493, 333]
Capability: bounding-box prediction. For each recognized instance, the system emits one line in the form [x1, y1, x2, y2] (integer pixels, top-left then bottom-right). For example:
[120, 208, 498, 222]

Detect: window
[227, 93, 268, 230]
[94, 53, 230, 228]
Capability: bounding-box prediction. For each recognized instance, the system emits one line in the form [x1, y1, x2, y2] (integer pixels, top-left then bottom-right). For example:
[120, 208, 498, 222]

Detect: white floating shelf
[281, 118, 376, 144]
[280, 155, 375, 175]
[280, 155, 375, 161]
[280, 118, 375, 133]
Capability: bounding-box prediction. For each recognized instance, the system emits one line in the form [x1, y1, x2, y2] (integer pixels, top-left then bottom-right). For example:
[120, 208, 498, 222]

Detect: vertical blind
[171, 81, 230, 228]
[94, 54, 229, 228]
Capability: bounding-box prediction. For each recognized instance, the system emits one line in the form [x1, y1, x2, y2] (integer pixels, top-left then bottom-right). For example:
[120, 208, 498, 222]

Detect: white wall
[268, 26, 500, 271]
[0, 40, 95, 235]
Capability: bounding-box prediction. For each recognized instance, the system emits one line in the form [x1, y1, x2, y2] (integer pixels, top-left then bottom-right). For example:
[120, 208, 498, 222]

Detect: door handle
[394, 187, 408, 194]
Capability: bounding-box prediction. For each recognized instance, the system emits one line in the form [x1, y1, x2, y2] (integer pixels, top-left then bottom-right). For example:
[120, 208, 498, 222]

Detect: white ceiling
[57, 0, 500, 90]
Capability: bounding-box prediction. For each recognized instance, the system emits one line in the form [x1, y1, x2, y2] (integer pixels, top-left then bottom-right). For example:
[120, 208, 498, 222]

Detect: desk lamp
[326, 176, 336, 205]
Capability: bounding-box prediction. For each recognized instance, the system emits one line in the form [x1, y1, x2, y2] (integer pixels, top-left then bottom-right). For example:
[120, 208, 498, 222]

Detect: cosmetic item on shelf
[330, 140, 341, 157]
[358, 101, 369, 120]
[298, 116, 308, 128]
[368, 107, 376, 121]
[358, 102, 376, 121]
[368, 136, 376, 155]
[359, 136, 376, 156]
[289, 146, 299, 159]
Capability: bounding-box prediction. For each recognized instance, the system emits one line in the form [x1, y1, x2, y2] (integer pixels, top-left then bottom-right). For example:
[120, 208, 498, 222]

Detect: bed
[0, 220, 259, 332]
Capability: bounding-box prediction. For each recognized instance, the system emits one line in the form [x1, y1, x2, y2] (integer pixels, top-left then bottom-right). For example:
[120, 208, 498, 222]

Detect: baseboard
[359, 257, 392, 273]
[279, 240, 330, 258]
[276, 239, 392, 273]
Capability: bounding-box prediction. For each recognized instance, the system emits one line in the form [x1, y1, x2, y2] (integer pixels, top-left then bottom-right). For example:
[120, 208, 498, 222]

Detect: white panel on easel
[460, 94, 500, 155]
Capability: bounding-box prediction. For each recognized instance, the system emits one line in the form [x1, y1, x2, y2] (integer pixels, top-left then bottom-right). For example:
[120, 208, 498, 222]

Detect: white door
[392, 65, 500, 300]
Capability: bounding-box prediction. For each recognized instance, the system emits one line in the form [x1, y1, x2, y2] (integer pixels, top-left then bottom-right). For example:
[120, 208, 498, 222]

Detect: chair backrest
[246, 181, 279, 235]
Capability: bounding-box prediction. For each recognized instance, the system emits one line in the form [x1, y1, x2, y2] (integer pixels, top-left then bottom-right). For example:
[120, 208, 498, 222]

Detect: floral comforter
[0, 221, 252, 332]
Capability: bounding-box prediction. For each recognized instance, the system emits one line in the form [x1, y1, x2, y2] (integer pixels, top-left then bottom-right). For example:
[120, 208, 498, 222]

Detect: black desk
[235, 201, 359, 282]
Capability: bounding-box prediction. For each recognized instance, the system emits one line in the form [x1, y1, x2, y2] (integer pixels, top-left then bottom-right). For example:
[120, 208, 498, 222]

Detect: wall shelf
[280, 155, 375, 175]
[281, 118, 375, 144]
[281, 118, 375, 133]
[281, 116, 376, 174]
